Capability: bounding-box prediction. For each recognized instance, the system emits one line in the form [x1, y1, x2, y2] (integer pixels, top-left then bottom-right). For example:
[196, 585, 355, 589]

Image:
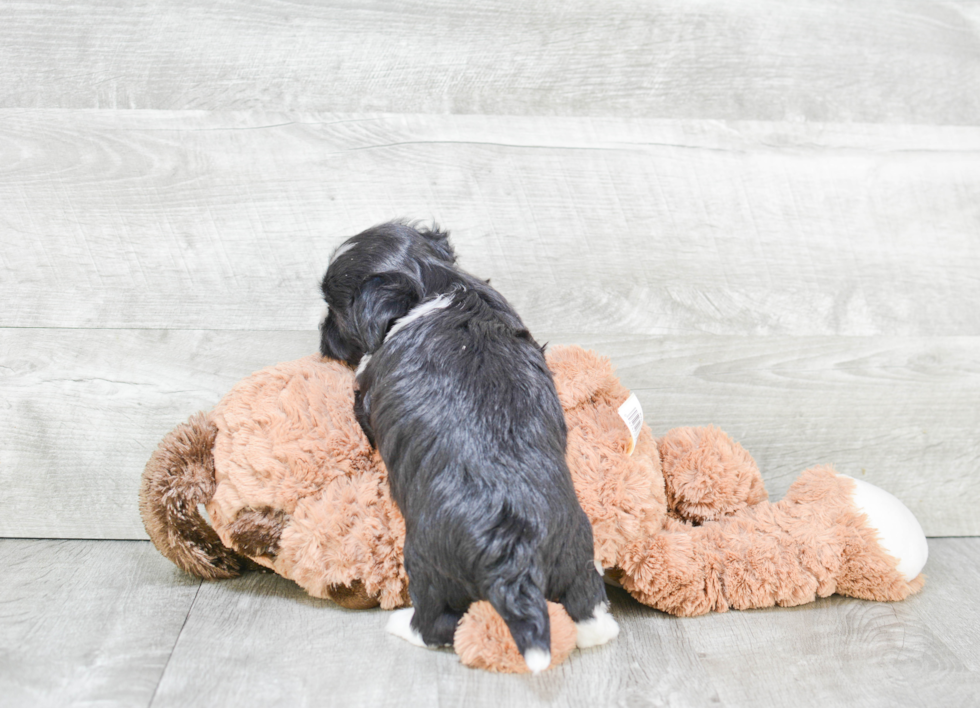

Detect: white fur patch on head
[330, 240, 356, 264]
[385, 607, 426, 647]
[384, 293, 454, 344]
[523, 648, 551, 674]
[575, 602, 619, 649]
[594, 559, 603, 575]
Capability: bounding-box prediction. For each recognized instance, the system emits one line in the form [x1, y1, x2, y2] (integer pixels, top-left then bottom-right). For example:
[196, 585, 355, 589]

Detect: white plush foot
[523, 648, 551, 674]
[575, 602, 620, 649]
[385, 607, 426, 647]
[842, 475, 929, 582]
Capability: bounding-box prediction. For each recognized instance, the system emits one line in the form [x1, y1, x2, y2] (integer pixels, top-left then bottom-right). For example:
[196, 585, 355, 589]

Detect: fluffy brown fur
[547, 346, 667, 572]
[139, 412, 258, 578]
[618, 465, 923, 616]
[141, 345, 925, 672]
[208, 354, 409, 609]
[454, 601, 578, 673]
[658, 426, 769, 523]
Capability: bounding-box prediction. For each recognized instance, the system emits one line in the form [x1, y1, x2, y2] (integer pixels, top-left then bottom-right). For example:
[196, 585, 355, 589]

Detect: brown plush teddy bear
[140, 345, 927, 673]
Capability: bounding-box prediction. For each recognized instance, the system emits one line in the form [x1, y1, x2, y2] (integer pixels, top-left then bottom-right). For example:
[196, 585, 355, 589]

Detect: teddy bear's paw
[385, 607, 427, 647]
[575, 602, 620, 649]
[658, 426, 768, 523]
[841, 475, 929, 582]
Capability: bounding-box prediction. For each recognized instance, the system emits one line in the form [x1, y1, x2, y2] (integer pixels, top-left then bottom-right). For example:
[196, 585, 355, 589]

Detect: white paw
[575, 602, 619, 649]
[842, 475, 929, 582]
[385, 607, 426, 647]
[523, 647, 551, 674]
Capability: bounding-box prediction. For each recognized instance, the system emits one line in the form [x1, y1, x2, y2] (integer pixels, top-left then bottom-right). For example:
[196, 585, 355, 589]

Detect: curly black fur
[319, 222, 608, 665]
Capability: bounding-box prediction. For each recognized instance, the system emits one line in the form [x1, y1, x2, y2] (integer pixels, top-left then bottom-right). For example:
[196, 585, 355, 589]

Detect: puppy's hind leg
[387, 567, 466, 648]
[385, 604, 466, 649]
[559, 564, 620, 649]
[386, 603, 465, 649]
[386, 607, 426, 647]
[420, 605, 467, 648]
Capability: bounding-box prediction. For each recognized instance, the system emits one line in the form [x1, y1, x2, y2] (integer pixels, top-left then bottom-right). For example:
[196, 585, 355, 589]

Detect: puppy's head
[319, 221, 457, 368]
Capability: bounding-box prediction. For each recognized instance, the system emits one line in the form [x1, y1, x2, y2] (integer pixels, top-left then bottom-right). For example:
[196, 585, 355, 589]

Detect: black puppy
[319, 222, 617, 672]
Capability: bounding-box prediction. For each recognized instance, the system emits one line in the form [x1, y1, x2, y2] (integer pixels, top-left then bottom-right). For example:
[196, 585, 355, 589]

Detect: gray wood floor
[2, 1, 978, 705]
[1, 537, 978, 708]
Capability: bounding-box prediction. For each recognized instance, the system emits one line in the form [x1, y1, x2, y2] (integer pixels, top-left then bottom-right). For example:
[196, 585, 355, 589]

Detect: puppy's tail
[487, 573, 552, 674]
[139, 412, 256, 579]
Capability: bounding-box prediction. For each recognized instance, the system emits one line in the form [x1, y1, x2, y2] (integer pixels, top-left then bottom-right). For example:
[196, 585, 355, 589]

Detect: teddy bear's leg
[618, 465, 927, 616]
[140, 412, 260, 579]
[786, 469, 928, 600]
[838, 475, 928, 584]
[657, 426, 769, 524]
[617, 519, 730, 616]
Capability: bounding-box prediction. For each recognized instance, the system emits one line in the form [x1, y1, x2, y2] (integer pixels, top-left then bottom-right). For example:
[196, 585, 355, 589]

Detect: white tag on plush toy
[618, 392, 644, 455]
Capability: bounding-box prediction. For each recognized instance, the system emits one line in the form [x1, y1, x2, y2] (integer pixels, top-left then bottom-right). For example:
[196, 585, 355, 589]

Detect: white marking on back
[384, 292, 454, 343]
[355, 352, 372, 377]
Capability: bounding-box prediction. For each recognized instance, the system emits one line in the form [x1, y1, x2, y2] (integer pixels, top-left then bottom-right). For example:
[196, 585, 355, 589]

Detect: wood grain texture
[568, 333, 980, 536]
[0, 537, 958, 708]
[150, 575, 701, 708]
[0, 539, 200, 708]
[0, 328, 319, 540]
[3, 111, 979, 336]
[678, 585, 980, 708]
[1, 0, 979, 123]
[2, 329, 976, 539]
[902, 537, 980, 675]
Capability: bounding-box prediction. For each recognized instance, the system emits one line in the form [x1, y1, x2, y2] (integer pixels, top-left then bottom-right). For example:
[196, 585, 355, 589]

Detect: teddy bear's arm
[657, 427, 770, 524]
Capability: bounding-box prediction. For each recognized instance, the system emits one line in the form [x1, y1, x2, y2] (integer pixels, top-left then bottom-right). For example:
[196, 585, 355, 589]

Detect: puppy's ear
[417, 226, 457, 264]
[319, 313, 362, 365]
[351, 272, 422, 353]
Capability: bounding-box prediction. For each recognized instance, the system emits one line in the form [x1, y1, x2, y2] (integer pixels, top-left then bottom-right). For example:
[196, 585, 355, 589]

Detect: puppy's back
[370, 284, 594, 640]
[368, 285, 573, 506]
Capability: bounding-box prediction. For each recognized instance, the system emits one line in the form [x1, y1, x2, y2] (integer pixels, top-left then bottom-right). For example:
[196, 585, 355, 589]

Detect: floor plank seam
[147, 578, 203, 708]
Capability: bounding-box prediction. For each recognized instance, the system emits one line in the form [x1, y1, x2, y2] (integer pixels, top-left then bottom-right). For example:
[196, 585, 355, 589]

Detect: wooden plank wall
[1, 1, 978, 539]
